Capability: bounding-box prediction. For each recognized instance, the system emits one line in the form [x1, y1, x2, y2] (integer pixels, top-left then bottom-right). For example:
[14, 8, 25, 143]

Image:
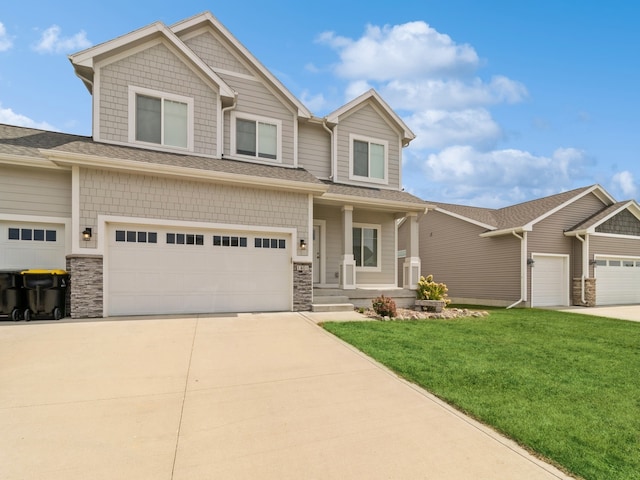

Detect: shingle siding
[0, 164, 71, 217]
[98, 42, 218, 154]
[596, 209, 640, 236]
[183, 31, 252, 75]
[335, 104, 401, 189]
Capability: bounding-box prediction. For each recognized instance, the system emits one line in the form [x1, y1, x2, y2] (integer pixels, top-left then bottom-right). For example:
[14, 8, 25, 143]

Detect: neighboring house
[0, 12, 427, 318]
[398, 184, 640, 307]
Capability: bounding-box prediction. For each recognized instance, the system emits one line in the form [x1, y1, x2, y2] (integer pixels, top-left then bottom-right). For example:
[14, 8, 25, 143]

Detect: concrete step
[313, 295, 351, 305]
[311, 303, 354, 313]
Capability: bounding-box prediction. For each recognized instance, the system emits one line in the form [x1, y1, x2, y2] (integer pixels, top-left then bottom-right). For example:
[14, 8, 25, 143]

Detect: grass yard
[323, 308, 640, 480]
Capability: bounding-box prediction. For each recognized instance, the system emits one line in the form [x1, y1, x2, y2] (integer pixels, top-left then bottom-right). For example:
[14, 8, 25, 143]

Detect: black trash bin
[21, 269, 69, 321]
[0, 270, 26, 321]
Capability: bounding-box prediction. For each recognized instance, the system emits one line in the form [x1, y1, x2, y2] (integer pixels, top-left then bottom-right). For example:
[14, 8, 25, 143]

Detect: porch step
[311, 302, 355, 313]
[313, 295, 351, 304]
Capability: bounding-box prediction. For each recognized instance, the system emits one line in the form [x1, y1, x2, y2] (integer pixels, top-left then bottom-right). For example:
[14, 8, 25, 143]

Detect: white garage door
[107, 225, 292, 316]
[0, 221, 66, 270]
[531, 255, 569, 307]
[595, 257, 640, 305]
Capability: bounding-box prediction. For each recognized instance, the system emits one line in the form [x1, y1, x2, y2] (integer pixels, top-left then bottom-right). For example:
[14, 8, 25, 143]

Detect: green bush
[372, 295, 397, 318]
[416, 274, 450, 304]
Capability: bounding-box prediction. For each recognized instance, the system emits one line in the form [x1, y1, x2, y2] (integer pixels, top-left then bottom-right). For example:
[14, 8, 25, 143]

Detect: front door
[313, 225, 321, 283]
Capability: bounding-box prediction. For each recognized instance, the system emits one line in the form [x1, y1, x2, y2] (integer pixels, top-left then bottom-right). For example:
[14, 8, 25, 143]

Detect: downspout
[507, 230, 527, 309]
[220, 93, 238, 158]
[575, 234, 587, 304]
[322, 118, 335, 180]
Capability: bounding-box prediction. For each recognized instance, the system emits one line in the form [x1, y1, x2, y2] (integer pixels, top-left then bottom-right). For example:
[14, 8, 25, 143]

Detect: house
[398, 184, 640, 307]
[0, 12, 427, 318]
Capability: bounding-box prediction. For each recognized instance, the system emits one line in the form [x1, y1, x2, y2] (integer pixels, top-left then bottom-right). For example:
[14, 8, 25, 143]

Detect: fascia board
[0, 153, 68, 170]
[434, 206, 496, 231]
[40, 149, 328, 195]
[480, 226, 532, 238]
[319, 192, 430, 213]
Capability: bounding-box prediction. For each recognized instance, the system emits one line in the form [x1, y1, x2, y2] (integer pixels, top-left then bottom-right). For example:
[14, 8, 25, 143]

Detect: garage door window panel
[8, 227, 57, 242]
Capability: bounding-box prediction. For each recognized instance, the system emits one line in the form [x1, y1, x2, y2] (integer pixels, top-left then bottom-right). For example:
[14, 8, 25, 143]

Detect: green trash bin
[0, 270, 26, 321]
[21, 269, 69, 321]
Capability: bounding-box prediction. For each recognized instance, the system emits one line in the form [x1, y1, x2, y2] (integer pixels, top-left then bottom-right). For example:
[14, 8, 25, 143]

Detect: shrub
[416, 274, 450, 305]
[372, 295, 397, 318]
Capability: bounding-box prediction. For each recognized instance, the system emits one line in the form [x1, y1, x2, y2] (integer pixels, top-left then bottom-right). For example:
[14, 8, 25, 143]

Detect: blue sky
[1, 1, 639, 207]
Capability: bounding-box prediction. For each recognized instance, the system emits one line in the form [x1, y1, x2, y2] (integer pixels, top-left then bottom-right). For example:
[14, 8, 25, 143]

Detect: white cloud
[407, 108, 502, 150]
[318, 21, 479, 80]
[0, 103, 56, 130]
[612, 170, 637, 198]
[33, 25, 91, 54]
[300, 90, 328, 112]
[0, 22, 13, 51]
[416, 146, 591, 207]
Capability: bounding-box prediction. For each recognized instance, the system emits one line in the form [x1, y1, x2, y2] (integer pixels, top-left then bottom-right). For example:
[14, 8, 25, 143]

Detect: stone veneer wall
[572, 277, 596, 307]
[66, 255, 104, 318]
[293, 262, 312, 311]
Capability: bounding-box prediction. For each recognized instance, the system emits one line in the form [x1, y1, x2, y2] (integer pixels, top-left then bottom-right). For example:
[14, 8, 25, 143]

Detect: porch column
[340, 205, 356, 289]
[402, 212, 421, 289]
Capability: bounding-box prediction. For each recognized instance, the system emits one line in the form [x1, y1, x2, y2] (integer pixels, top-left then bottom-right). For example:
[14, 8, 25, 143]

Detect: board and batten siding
[335, 104, 401, 190]
[78, 168, 309, 251]
[417, 210, 521, 303]
[218, 73, 296, 167]
[0, 165, 71, 217]
[98, 42, 218, 155]
[298, 123, 331, 179]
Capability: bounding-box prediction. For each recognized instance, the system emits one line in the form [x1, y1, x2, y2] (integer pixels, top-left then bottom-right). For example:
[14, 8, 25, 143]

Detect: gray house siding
[298, 122, 331, 179]
[415, 210, 521, 304]
[590, 235, 640, 258]
[98, 42, 218, 155]
[0, 165, 71, 217]
[335, 104, 401, 190]
[78, 168, 309, 250]
[597, 210, 640, 236]
[182, 31, 252, 76]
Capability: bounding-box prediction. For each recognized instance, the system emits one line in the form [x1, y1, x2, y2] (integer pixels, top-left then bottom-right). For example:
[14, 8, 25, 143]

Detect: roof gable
[567, 200, 640, 235]
[326, 89, 415, 144]
[170, 12, 312, 119]
[69, 19, 236, 101]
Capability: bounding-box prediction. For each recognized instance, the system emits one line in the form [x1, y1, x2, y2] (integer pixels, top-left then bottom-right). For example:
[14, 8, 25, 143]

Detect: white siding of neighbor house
[298, 122, 331, 179]
[98, 41, 218, 155]
[78, 168, 309, 252]
[335, 104, 401, 190]
[0, 165, 71, 217]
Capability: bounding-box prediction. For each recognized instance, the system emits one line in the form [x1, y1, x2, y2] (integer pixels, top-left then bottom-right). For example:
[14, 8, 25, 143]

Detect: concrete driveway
[0, 312, 571, 480]
[556, 304, 640, 322]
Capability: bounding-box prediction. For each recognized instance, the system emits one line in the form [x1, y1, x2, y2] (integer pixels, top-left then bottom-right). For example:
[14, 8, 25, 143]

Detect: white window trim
[353, 222, 382, 272]
[128, 86, 194, 152]
[349, 133, 388, 185]
[230, 111, 283, 163]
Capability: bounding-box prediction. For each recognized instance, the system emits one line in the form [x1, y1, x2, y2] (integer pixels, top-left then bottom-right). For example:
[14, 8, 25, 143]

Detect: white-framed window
[128, 86, 194, 150]
[349, 134, 388, 184]
[231, 112, 282, 162]
[353, 223, 381, 271]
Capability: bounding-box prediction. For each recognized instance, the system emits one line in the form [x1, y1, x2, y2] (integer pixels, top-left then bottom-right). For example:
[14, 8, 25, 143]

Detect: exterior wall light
[299, 239, 307, 250]
[527, 258, 535, 266]
[82, 228, 92, 241]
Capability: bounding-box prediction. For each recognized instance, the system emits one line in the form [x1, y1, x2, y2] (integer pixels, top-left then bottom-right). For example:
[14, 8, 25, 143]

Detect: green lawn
[322, 308, 640, 480]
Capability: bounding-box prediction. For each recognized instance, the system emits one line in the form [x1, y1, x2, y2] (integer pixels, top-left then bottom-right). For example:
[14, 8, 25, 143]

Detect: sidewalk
[0, 312, 572, 479]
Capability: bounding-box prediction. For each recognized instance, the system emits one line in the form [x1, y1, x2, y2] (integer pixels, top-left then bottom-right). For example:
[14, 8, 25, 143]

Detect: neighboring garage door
[595, 257, 640, 305]
[107, 224, 292, 316]
[0, 221, 66, 270]
[531, 254, 569, 307]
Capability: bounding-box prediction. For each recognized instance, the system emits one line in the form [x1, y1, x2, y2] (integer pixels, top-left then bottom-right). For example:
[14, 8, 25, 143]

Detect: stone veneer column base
[66, 254, 104, 318]
[572, 277, 596, 307]
[293, 262, 312, 311]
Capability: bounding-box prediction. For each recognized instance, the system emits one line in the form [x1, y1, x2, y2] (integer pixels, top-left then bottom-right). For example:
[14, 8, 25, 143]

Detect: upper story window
[128, 86, 194, 151]
[231, 112, 281, 162]
[349, 134, 388, 184]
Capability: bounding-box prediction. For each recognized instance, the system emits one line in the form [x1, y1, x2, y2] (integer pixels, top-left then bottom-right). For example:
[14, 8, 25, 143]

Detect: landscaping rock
[361, 307, 489, 321]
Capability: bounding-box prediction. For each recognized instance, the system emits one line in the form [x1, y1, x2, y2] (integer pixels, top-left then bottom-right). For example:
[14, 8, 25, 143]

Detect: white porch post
[402, 212, 421, 289]
[340, 205, 356, 289]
